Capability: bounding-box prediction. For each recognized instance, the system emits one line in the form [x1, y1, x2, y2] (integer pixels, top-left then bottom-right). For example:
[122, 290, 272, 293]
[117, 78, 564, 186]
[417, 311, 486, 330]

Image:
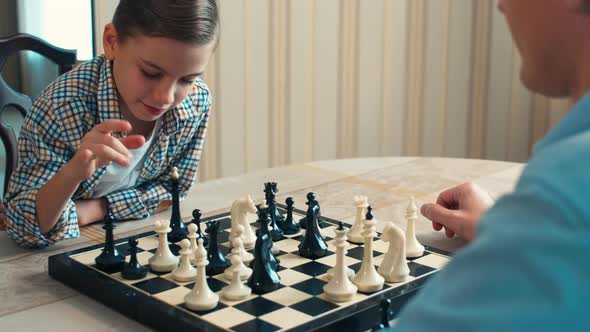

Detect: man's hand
[420, 182, 494, 241]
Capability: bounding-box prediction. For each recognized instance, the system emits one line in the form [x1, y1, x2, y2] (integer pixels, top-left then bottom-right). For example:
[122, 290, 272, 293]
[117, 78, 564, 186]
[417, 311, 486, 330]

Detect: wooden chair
[0, 33, 77, 196]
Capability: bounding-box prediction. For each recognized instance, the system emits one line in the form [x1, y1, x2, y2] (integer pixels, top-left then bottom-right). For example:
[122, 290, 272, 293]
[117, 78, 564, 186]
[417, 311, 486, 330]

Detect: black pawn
[122, 237, 147, 280]
[168, 170, 188, 243]
[298, 197, 328, 259]
[205, 220, 229, 276]
[258, 207, 279, 270]
[247, 228, 281, 294]
[372, 299, 392, 331]
[366, 205, 374, 221]
[95, 214, 125, 272]
[191, 209, 208, 247]
[264, 182, 284, 241]
[299, 192, 316, 229]
[279, 197, 300, 234]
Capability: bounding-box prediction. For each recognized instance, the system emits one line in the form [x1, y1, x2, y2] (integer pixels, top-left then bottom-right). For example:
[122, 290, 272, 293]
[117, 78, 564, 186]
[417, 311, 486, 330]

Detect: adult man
[396, 1, 590, 330]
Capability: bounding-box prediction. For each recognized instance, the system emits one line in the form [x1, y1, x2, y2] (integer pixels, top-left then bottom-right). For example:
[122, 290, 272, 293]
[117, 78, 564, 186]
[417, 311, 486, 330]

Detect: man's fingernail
[421, 204, 432, 218]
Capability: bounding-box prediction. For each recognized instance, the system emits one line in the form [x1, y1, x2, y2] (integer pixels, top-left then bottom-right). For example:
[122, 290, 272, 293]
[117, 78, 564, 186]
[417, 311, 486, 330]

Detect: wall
[93, 0, 569, 182]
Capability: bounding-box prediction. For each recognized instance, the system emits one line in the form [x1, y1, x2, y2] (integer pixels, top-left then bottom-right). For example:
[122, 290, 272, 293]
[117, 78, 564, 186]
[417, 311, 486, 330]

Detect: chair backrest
[0, 33, 77, 196]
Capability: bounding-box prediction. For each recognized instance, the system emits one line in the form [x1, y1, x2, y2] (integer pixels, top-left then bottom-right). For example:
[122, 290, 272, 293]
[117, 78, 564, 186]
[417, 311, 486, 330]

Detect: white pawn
[223, 242, 253, 281]
[377, 221, 410, 283]
[228, 225, 254, 265]
[323, 223, 358, 302]
[172, 239, 197, 282]
[221, 254, 252, 301]
[187, 223, 198, 265]
[148, 220, 179, 272]
[351, 206, 384, 293]
[185, 238, 219, 311]
[348, 195, 368, 244]
[405, 197, 425, 258]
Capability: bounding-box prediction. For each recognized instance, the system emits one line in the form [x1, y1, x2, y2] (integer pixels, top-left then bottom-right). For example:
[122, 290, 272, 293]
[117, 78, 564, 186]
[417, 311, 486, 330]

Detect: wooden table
[0, 157, 524, 331]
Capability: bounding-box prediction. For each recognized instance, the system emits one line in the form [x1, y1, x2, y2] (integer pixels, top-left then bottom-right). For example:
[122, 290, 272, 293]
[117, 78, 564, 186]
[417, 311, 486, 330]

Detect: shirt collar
[533, 92, 590, 154]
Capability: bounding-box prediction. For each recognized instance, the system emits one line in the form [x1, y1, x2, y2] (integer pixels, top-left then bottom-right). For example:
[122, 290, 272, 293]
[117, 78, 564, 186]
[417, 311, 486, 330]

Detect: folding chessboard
[48, 205, 451, 332]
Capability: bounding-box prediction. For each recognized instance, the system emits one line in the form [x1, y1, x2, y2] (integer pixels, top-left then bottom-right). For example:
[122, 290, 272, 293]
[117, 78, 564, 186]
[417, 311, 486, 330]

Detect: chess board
[48, 205, 451, 332]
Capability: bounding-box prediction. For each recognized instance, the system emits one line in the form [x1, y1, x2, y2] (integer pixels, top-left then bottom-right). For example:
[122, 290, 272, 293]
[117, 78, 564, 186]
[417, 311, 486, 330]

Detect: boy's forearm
[36, 161, 83, 234]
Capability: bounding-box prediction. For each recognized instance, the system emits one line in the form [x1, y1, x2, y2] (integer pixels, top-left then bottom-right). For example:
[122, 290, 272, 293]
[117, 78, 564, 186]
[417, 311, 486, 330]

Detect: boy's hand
[69, 120, 145, 181]
[75, 198, 108, 226]
[420, 182, 494, 242]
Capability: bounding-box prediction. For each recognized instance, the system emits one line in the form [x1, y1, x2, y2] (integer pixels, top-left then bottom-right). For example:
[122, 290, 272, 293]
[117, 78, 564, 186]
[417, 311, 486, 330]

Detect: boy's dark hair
[112, 0, 219, 46]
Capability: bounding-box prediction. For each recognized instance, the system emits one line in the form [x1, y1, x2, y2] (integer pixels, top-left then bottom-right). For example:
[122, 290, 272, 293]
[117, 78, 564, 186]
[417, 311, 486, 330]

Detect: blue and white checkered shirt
[4, 55, 211, 248]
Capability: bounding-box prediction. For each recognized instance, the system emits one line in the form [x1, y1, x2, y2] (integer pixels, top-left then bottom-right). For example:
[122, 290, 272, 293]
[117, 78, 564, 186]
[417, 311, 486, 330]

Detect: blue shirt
[4, 55, 212, 249]
[395, 93, 590, 331]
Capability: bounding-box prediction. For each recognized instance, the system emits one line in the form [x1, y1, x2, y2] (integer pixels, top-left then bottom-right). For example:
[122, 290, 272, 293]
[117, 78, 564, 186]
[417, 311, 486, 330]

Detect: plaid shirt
[4, 55, 211, 248]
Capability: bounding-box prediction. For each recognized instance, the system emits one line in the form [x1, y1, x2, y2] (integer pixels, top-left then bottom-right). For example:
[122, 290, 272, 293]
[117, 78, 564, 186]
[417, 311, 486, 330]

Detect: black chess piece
[279, 197, 300, 234]
[264, 182, 284, 241]
[257, 206, 279, 270]
[122, 236, 147, 280]
[168, 168, 188, 243]
[298, 197, 328, 259]
[95, 213, 125, 272]
[191, 209, 208, 247]
[247, 226, 281, 294]
[205, 220, 229, 276]
[299, 192, 316, 229]
[371, 299, 392, 331]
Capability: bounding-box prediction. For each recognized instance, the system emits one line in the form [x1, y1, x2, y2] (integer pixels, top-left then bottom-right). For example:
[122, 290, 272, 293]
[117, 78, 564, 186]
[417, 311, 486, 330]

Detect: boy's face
[103, 24, 215, 124]
[498, 0, 583, 98]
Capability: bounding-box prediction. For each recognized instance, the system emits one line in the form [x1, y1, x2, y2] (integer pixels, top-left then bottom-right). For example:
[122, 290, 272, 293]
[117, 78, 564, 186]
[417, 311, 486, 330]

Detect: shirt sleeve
[393, 154, 590, 331]
[104, 94, 211, 220]
[4, 97, 80, 248]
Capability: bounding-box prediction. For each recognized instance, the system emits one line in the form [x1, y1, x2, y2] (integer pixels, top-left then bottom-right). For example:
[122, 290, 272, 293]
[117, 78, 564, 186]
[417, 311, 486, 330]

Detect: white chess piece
[377, 221, 410, 283]
[185, 238, 219, 311]
[227, 225, 254, 265]
[230, 195, 257, 249]
[187, 223, 198, 265]
[323, 223, 358, 302]
[172, 239, 197, 282]
[405, 197, 425, 258]
[148, 220, 179, 272]
[224, 237, 253, 281]
[326, 227, 354, 280]
[221, 254, 252, 301]
[351, 207, 384, 293]
[348, 195, 368, 244]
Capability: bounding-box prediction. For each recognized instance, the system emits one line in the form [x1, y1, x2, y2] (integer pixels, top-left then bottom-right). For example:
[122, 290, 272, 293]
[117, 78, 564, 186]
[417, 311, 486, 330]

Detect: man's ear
[103, 23, 119, 60]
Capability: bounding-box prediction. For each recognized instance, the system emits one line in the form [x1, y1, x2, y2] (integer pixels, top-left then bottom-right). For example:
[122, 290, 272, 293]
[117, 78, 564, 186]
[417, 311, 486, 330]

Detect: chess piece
[190, 209, 208, 247]
[247, 227, 281, 294]
[185, 238, 219, 311]
[371, 299, 392, 331]
[227, 224, 254, 266]
[122, 236, 147, 280]
[168, 167, 188, 243]
[299, 192, 316, 229]
[149, 220, 179, 272]
[298, 195, 328, 259]
[172, 239, 197, 282]
[229, 195, 257, 250]
[224, 232, 253, 281]
[222, 254, 252, 301]
[405, 197, 425, 258]
[326, 224, 354, 280]
[205, 220, 230, 276]
[377, 221, 410, 283]
[323, 223, 358, 302]
[257, 205, 279, 270]
[187, 223, 199, 265]
[348, 195, 368, 244]
[278, 197, 301, 234]
[264, 182, 284, 241]
[95, 213, 125, 272]
[351, 206, 384, 293]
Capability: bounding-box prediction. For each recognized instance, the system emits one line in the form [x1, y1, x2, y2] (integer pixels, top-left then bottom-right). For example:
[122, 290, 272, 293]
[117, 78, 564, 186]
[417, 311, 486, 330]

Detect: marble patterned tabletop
[0, 157, 524, 331]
